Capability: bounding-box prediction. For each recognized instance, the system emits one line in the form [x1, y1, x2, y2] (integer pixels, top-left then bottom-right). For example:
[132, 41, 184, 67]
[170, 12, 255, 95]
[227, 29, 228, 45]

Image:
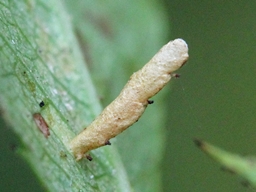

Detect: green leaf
[194, 139, 256, 189]
[0, 0, 171, 191]
[0, 0, 131, 191]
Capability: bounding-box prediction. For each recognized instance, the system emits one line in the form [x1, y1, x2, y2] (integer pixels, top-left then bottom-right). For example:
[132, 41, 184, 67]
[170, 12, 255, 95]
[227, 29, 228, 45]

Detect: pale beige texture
[70, 38, 189, 160]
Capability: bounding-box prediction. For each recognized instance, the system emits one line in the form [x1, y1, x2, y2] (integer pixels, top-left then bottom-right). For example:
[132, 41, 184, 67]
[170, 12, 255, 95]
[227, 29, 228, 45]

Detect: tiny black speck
[86, 155, 93, 161]
[39, 101, 45, 108]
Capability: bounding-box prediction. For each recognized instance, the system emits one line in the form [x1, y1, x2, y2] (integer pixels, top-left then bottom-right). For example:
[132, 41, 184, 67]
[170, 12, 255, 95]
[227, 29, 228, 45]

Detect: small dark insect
[33, 113, 50, 138]
[86, 154, 93, 161]
[172, 73, 180, 78]
[105, 140, 111, 145]
[39, 101, 45, 108]
[147, 100, 154, 104]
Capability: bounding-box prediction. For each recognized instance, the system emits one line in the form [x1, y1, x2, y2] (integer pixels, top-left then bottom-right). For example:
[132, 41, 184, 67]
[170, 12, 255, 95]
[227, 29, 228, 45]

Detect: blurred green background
[163, 1, 256, 191]
[1, 1, 256, 191]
